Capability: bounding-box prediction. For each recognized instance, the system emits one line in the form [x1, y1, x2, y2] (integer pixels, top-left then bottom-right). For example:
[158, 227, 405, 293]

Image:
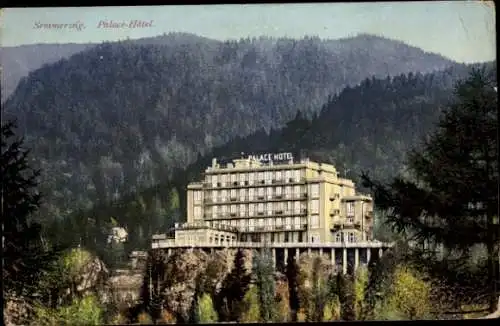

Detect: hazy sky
[1, 1, 496, 63]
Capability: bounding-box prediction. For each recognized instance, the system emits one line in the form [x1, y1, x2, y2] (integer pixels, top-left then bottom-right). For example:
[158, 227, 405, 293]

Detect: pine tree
[254, 248, 276, 322]
[2, 120, 62, 301]
[336, 272, 356, 321]
[285, 253, 300, 321]
[362, 68, 499, 311]
[219, 248, 251, 321]
[309, 256, 329, 322]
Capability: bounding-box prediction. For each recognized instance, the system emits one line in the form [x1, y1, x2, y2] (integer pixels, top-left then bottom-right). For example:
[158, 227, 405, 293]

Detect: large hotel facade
[152, 153, 392, 273]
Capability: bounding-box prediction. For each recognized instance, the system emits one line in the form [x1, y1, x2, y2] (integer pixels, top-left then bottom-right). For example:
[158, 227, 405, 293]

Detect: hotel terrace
[152, 153, 393, 273]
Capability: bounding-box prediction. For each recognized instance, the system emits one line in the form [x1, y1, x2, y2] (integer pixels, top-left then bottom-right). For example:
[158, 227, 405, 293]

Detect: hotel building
[152, 153, 392, 273]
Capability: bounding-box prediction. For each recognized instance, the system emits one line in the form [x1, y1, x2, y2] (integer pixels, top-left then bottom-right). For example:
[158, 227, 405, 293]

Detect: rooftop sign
[247, 152, 293, 163]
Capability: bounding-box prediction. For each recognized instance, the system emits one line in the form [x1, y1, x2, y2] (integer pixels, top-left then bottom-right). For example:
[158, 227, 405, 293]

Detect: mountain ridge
[1, 32, 456, 102]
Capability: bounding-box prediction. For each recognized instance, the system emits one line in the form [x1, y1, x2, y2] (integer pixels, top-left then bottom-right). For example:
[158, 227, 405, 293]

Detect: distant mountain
[2, 33, 457, 218]
[1, 43, 96, 103]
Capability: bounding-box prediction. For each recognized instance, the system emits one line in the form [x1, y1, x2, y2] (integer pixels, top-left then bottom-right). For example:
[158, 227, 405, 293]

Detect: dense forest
[2, 33, 455, 221]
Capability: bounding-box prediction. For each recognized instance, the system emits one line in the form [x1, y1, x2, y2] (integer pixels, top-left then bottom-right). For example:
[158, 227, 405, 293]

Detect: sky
[0, 1, 496, 64]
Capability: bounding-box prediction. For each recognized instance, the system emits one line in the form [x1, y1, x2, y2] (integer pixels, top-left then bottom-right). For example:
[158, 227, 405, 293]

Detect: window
[293, 185, 300, 196]
[347, 202, 355, 216]
[248, 188, 254, 200]
[294, 216, 301, 226]
[258, 203, 264, 213]
[194, 206, 201, 218]
[249, 173, 255, 185]
[311, 199, 319, 214]
[194, 191, 202, 202]
[266, 187, 272, 199]
[299, 232, 304, 242]
[275, 186, 282, 197]
[294, 170, 301, 181]
[335, 233, 342, 242]
[310, 215, 319, 228]
[275, 170, 282, 180]
[266, 202, 273, 215]
[348, 232, 355, 243]
[311, 184, 319, 197]
[221, 174, 227, 185]
[347, 216, 354, 224]
[239, 173, 245, 184]
[258, 172, 264, 182]
[294, 201, 301, 213]
[212, 206, 218, 218]
[249, 204, 255, 216]
[284, 232, 289, 242]
[285, 170, 291, 181]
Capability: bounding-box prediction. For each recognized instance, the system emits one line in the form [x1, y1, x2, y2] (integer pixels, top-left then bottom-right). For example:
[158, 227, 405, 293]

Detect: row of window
[208, 216, 309, 228]
[241, 232, 305, 243]
[335, 231, 357, 243]
[194, 184, 320, 201]
[206, 169, 303, 185]
[199, 201, 317, 214]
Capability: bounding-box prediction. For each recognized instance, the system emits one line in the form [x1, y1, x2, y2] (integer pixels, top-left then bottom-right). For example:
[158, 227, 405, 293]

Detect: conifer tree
[253, 248, 276, 322]
[362, 68, 499, 311]
[219, 248, 251, 321]
[2, 120, 62, 301]
[285, 253, 300, 321]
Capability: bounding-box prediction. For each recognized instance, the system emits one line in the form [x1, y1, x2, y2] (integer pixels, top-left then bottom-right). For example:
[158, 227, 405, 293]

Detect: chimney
[212, 158, 217, 168]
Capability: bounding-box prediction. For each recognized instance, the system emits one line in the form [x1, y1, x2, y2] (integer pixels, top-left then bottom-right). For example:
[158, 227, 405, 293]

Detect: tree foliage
[253, 248, 276, 322]
[31, 294, 103, 326]
[285, 253, 300, 321]
[382, 265, 432, 320]
[197, 293, 218, 323]
[239, 286, 260, 323]
[216, 248, 251, 321]
[362, 67, 499, 309]
[2, 120, 63, 302]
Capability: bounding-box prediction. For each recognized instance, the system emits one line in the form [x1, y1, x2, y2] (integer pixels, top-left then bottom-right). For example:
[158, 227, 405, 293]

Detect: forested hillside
[44, 62, 496, 262]
[1, 43, 96, 103]
[2, 33, 456, 219]
[184, 61, 496, 185]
